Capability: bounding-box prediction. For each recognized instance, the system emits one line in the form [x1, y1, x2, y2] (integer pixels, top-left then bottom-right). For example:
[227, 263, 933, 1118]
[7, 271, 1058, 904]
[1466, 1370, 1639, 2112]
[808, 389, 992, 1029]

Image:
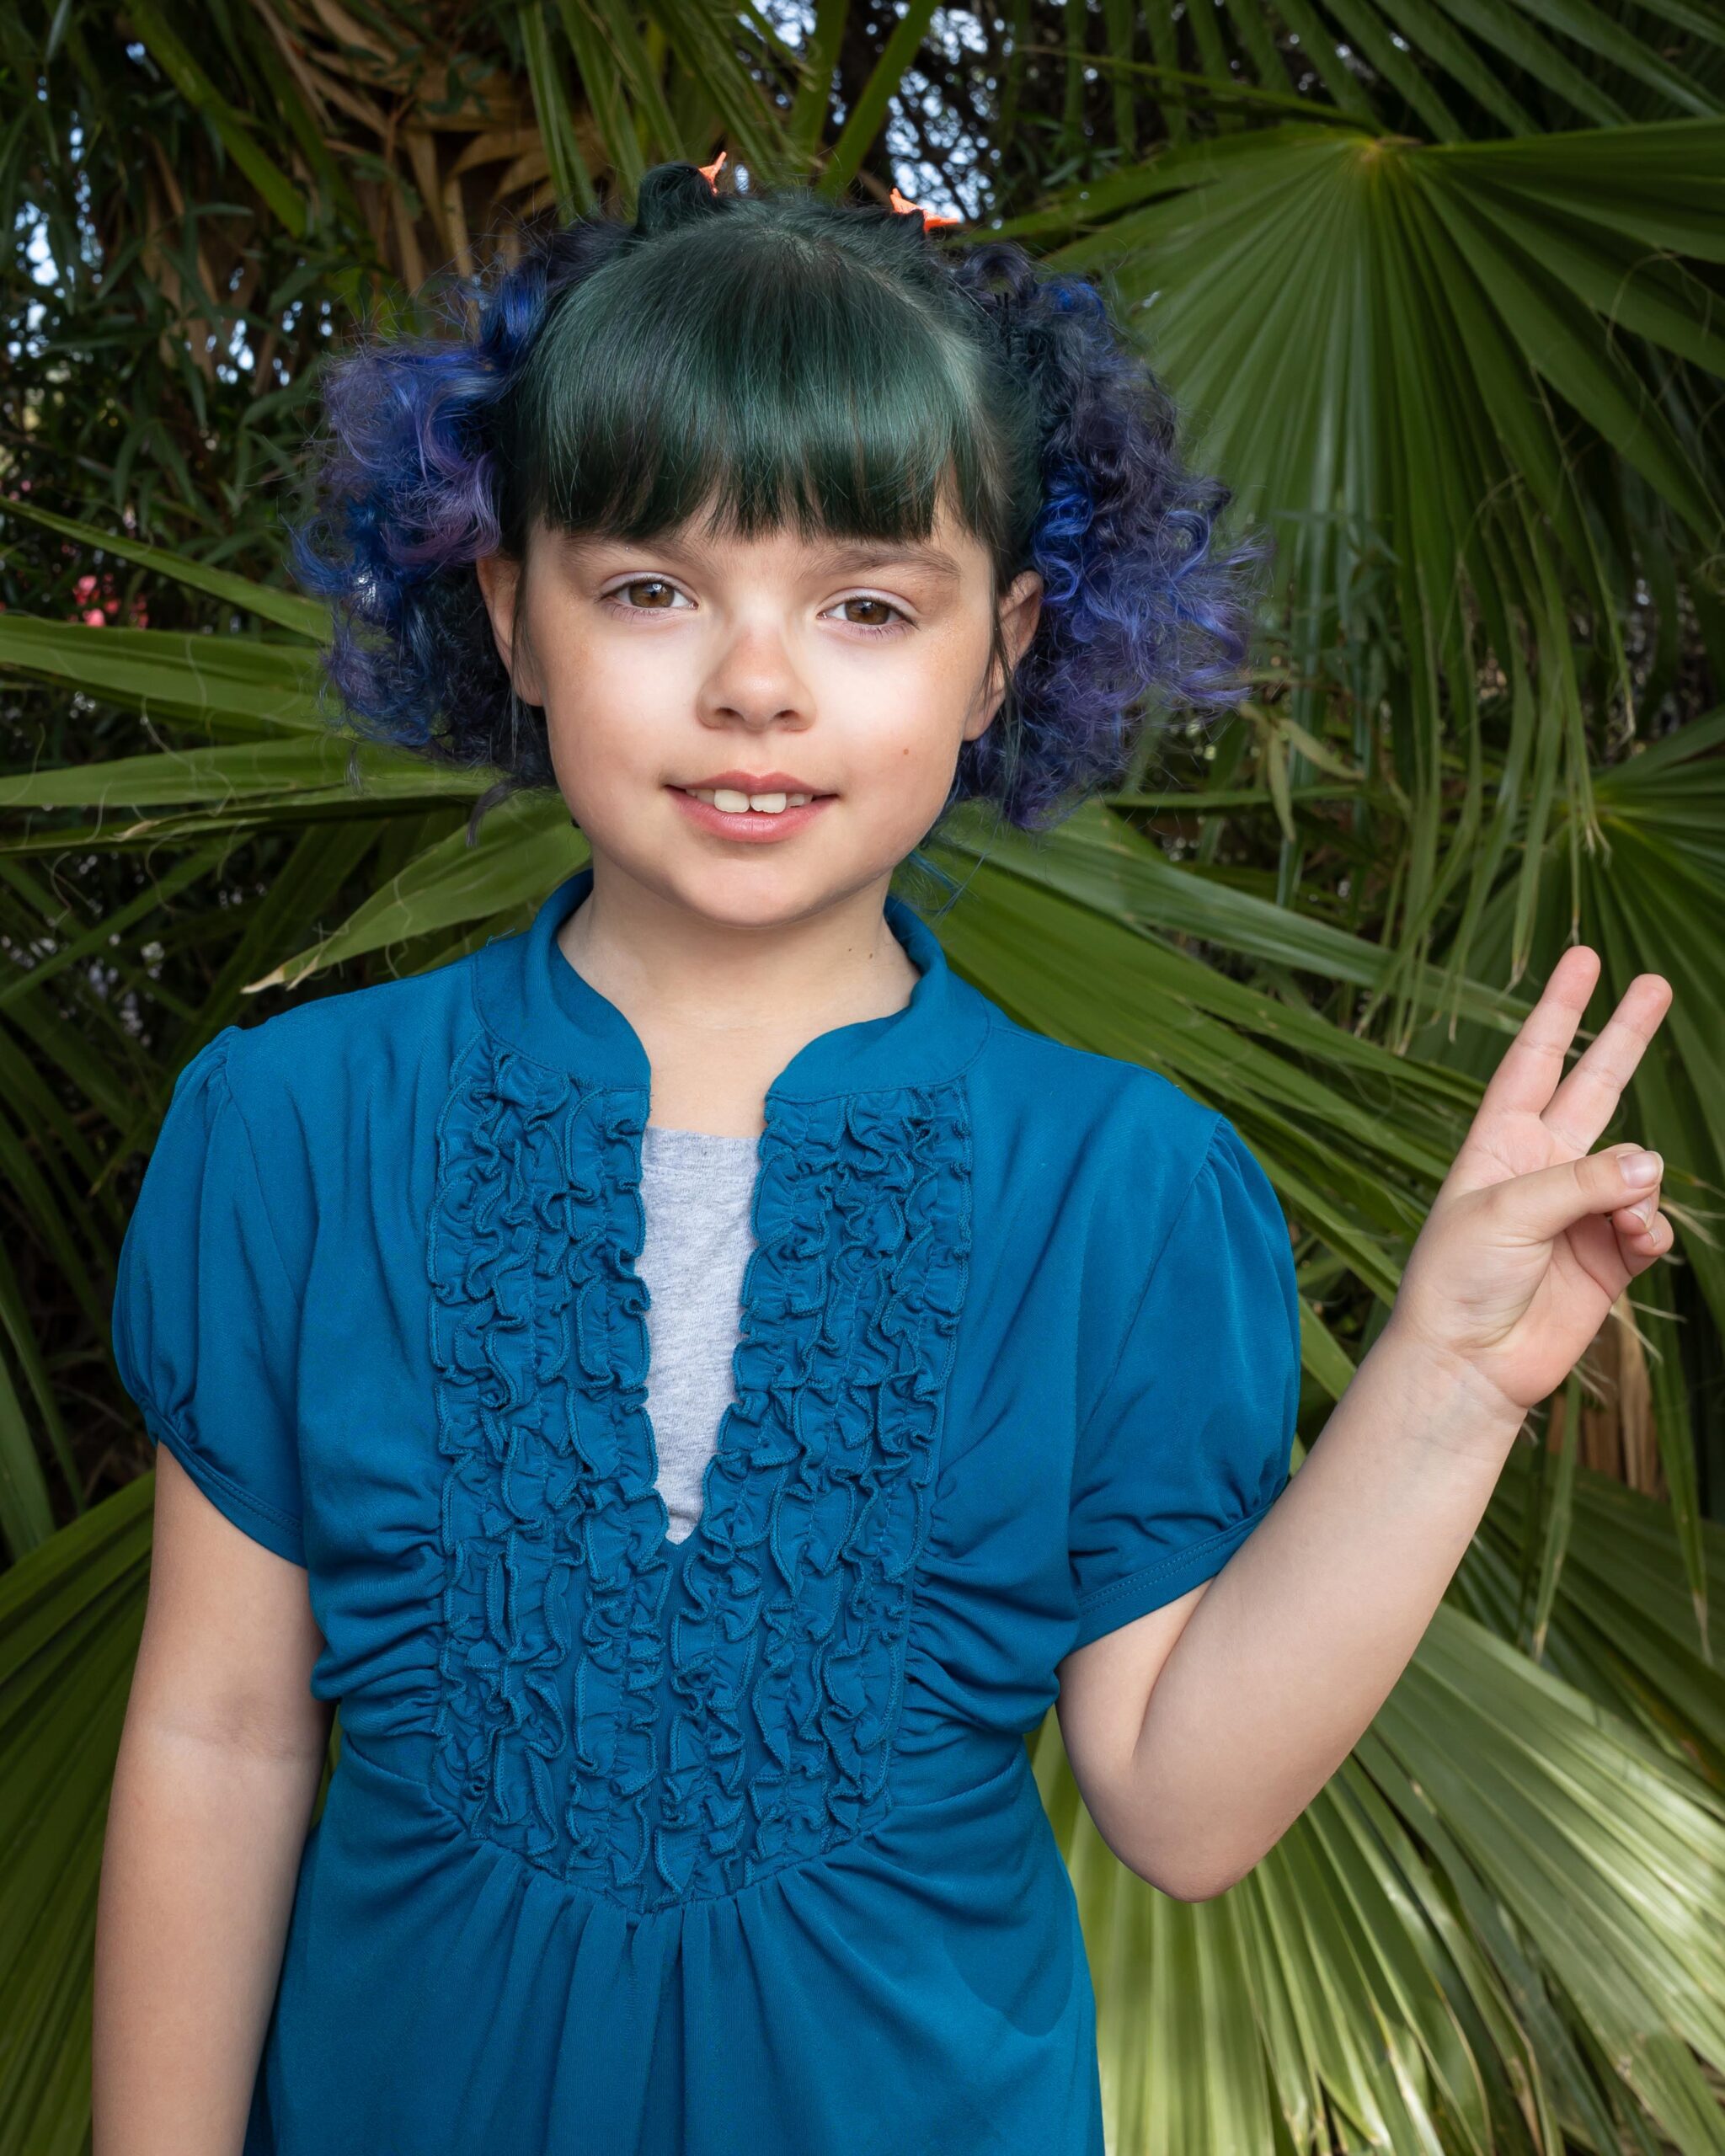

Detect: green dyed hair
[499, 179, 1038, 576]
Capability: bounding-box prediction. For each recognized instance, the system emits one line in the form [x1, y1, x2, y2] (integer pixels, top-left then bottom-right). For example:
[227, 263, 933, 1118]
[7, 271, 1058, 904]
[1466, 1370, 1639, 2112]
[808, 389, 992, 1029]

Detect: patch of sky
[751, 0, 989, 221]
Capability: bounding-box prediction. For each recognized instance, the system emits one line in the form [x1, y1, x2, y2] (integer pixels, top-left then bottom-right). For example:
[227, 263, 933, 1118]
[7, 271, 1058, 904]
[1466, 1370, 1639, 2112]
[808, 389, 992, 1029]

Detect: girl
[93, 163, 1674, 2156]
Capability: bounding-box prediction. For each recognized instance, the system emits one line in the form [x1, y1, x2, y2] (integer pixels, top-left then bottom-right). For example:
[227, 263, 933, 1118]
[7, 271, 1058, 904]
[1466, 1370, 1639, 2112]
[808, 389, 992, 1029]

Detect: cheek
[821, 643, 990, 833]
[535, 621, 679, 774]
[871, 638, 991, 776]
[819, 617, 992, 739]
[864, 701, 965, 776]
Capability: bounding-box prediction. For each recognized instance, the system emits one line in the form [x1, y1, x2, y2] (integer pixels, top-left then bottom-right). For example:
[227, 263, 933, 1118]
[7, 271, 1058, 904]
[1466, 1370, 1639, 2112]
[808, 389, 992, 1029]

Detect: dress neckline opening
[471, 859, 991, 1101]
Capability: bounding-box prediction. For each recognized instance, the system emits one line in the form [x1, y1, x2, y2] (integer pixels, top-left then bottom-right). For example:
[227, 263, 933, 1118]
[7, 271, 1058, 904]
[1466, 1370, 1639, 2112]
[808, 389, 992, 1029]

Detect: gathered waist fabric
[246, 1726, 1104, 2156]
[339, 1706, 1030, 1849]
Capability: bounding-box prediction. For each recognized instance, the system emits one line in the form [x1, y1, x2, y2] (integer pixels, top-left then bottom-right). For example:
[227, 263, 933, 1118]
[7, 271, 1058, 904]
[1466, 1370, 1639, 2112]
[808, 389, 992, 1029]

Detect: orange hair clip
[697, 149, 727, 190]
[889, 184, 959, 230]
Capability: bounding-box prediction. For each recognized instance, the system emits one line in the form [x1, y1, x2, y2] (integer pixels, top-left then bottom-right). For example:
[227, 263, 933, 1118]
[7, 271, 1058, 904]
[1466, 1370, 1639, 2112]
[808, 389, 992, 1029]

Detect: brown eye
[835, 596, 904, 628]
[618, 578, 681, 610]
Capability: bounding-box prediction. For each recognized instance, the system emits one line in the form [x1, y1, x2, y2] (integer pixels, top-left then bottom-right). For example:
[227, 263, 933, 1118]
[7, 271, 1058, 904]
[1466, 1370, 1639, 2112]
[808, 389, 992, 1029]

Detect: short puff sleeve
[112, 1031, 306, 1565]
[1068, 1114, 1299, 1651]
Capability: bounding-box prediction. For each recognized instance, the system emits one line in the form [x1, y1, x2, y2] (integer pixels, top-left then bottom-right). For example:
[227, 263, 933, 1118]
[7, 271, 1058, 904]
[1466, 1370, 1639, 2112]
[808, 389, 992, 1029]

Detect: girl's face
[476, 499, 1042, 929]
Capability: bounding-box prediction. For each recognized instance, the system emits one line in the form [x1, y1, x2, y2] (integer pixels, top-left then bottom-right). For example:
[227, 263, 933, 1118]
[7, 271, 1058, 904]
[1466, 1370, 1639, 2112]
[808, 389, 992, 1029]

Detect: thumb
[1485, 1142, 1661, 1246]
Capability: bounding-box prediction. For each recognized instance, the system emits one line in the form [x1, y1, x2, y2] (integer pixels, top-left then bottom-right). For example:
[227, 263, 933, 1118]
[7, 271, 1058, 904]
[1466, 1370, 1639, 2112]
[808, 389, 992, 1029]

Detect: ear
[474, 550, 545, 707]
[967, 568, 1044, 740]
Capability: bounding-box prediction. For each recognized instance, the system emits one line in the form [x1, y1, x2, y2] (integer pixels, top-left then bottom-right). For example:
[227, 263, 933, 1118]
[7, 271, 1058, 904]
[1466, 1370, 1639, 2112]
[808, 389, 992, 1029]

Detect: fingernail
[1635, 1196, 1655, 1226]
[1621, 1149, 1661, 1187]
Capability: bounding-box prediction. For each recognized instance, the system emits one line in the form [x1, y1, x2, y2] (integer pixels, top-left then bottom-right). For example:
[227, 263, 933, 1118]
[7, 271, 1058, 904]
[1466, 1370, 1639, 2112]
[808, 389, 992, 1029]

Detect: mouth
[667, 782, 838, 843]
[673, 785, 831, 815]
[671, 772, 836, 814]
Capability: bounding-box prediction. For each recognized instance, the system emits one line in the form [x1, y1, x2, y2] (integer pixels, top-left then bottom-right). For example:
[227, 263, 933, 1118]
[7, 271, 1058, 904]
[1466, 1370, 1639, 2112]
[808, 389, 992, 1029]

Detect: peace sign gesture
[1390, 948, 1675, 1422]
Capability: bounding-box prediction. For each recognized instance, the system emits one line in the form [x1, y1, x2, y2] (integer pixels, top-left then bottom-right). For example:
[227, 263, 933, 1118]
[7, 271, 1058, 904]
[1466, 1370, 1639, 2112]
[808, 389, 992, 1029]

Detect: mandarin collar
[472, 863, 991, 1101]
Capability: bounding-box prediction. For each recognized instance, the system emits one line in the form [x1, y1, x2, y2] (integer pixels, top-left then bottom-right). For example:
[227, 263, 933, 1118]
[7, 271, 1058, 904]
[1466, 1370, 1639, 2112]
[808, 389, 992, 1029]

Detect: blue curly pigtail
[288, 227, 621, 782]
[944, 248, 1261, 830]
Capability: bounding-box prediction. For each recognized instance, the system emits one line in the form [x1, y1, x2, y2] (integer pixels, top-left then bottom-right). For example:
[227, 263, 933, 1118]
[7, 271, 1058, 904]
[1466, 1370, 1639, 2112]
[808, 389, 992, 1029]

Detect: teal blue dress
[113, 864, 1300, 2155]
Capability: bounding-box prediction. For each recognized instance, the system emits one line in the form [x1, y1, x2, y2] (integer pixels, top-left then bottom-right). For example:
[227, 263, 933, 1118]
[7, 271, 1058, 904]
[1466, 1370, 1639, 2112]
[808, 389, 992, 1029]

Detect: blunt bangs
[498, 206, 1034, 573]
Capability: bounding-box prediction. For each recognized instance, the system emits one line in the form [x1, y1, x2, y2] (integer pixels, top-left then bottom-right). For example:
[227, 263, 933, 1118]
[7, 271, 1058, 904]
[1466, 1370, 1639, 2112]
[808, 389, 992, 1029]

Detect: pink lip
[668, 785, 836, 844]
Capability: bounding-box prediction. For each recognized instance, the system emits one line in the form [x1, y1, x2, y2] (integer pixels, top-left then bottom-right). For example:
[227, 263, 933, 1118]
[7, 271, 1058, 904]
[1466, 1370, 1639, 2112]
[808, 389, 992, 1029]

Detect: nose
[696, 614, 813, 732]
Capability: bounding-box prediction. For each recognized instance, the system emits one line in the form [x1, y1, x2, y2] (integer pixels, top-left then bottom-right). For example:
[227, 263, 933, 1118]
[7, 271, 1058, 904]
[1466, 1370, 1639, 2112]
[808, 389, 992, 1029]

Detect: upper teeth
[688, 788, 814, 814]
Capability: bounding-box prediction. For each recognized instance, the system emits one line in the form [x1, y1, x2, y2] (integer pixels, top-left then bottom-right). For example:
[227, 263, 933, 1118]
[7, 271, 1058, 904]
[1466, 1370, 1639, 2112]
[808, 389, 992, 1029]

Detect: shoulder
[956, 1001, 1293, 1310]
[968, 1004, 1220, 1165]
[204, 946, 485, 1122]
[142, 948, 490, 1279]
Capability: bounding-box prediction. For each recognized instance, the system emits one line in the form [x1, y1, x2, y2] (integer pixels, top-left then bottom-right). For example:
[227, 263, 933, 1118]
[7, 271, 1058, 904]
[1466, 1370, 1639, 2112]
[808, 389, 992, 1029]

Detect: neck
[556, 855, 921, 1134]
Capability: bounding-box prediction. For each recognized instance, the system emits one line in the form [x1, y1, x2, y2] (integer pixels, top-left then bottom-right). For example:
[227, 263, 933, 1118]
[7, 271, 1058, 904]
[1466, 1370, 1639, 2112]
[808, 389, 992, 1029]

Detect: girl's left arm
[1055, 947, 1674, 1902]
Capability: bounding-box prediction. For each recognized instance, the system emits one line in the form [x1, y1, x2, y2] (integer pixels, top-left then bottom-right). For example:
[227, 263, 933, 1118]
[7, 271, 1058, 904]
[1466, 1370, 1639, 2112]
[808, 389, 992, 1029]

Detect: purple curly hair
[290, 163, 1259, 833]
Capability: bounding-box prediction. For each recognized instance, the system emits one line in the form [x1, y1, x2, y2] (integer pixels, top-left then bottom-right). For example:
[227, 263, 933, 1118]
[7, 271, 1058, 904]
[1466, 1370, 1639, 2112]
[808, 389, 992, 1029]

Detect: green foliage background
[3, 1, 1725, 2149]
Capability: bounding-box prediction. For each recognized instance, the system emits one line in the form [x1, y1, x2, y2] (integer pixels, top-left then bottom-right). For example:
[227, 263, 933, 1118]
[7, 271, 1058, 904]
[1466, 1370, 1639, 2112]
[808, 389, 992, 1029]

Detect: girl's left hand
[1386, 947, 1675, 1422]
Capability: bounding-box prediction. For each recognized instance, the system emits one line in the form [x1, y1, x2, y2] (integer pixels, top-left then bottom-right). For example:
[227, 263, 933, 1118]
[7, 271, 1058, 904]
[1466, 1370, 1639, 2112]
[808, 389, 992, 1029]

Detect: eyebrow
[562, 530, 965, 583]
[811, 541, 964, 583]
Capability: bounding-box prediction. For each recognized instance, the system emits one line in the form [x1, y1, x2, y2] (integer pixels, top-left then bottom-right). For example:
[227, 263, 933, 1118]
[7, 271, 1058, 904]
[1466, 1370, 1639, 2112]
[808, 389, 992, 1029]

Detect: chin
[669, 870, 857, 931]
[671, 860, 913, 938]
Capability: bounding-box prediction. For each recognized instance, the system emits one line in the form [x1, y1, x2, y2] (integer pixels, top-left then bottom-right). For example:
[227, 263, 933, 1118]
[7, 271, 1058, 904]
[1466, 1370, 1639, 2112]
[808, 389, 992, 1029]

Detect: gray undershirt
[636, 1123, 760, 1544]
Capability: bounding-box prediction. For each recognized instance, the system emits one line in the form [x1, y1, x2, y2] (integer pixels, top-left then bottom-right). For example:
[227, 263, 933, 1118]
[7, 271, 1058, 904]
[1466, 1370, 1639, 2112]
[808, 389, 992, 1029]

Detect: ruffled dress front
[113, 865, 1300, 2155]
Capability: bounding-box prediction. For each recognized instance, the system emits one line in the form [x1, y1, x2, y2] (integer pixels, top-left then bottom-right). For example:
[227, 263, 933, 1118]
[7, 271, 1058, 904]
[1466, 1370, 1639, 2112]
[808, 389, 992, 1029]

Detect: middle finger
[1542, 973, 1672, 1156]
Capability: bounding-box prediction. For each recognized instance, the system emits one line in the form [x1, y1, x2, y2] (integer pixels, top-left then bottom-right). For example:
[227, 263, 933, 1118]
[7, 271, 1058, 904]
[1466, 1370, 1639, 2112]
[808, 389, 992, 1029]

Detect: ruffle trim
[425, 1034, 973, 1913]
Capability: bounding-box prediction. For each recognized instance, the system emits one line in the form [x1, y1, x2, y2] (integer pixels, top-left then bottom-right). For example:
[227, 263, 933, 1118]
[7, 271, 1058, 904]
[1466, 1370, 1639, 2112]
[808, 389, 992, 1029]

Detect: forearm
[93, 1712, 325, 2156]
[1118, 1325, 1526, 1899]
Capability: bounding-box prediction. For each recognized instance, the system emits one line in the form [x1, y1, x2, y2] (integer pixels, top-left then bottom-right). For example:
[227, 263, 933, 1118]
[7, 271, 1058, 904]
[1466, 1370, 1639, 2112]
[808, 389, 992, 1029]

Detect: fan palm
[2, 0, 1723, 2149]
